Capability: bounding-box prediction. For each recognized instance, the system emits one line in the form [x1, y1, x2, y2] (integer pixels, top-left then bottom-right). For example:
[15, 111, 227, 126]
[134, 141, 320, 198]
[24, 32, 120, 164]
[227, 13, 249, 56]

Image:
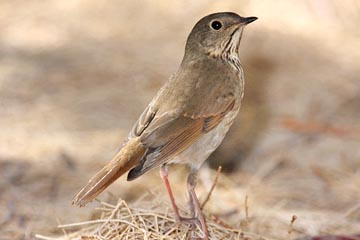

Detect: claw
[160, 166, 209, 240]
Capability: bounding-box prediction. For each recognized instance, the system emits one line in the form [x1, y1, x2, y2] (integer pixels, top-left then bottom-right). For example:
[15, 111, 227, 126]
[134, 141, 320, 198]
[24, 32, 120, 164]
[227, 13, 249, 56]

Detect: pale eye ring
[210, 20, 223, 30]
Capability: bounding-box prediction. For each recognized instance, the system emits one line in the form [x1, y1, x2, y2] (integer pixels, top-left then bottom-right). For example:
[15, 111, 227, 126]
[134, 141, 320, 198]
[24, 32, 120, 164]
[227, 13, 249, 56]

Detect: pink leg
[187, 170, 209, 240]
[160, 165, 207, 239]
[160, 165, 181, 222]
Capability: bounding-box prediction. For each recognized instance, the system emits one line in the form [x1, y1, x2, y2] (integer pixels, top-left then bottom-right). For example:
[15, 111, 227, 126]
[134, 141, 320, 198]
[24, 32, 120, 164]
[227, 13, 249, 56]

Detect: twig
[209, 214, 234, 229]
[343, 203, 360, 218]
[97, 200, 123, 236]
[239, 195, 250, 230]
[58, 219, 140, 228]
[35, 234, 58, 240]
[245, 195, 249, 220]
[287, 215, 297, 235]
[201, 166, 222, 210]
[281, 117, 360, 139]
[56, 217, 68, 239]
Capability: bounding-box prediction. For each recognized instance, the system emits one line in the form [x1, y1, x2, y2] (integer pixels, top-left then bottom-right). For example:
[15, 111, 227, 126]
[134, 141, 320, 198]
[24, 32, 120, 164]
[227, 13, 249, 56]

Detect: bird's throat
[222, 28, 242, 72]
[206, 28, 242, 72]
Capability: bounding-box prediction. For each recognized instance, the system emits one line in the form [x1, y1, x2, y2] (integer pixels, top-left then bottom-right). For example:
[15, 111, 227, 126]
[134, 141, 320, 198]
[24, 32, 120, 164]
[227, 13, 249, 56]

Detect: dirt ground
[0, 1, 359, 239]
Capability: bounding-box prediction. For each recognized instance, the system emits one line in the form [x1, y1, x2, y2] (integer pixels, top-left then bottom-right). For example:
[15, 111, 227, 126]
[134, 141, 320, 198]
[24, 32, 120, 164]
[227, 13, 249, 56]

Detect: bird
[72, 12, 257, 239]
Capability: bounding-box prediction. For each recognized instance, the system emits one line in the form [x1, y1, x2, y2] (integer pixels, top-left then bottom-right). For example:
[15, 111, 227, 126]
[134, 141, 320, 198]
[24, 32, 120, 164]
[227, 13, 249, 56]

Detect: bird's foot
[164, 215, 208, 239]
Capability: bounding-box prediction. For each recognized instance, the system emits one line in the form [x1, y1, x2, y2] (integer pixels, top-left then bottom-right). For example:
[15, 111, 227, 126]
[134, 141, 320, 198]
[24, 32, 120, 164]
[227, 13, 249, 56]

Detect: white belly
[169, 109, 240, 169]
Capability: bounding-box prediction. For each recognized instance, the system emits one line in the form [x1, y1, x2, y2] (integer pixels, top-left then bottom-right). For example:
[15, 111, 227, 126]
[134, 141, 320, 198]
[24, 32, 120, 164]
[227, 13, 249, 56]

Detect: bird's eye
[210, 20, 222, 30]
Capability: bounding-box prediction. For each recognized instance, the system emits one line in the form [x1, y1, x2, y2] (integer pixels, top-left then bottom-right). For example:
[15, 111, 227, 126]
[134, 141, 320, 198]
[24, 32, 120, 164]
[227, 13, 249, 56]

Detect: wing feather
[127, 99, 236, 180]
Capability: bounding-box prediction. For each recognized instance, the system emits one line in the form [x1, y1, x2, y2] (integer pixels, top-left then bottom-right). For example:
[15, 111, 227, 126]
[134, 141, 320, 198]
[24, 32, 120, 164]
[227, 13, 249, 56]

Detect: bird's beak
[241, 16, 258, 25]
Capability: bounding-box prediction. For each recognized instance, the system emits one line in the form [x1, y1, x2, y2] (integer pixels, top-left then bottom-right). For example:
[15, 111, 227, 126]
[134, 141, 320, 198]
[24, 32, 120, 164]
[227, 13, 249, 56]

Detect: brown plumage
[72, 12, 257, 239]
[72, 137, 146, 206]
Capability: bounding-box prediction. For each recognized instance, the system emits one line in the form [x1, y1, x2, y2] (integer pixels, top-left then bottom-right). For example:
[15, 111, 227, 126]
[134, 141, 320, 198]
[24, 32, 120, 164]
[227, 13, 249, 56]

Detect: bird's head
[185, 12, 257, 59]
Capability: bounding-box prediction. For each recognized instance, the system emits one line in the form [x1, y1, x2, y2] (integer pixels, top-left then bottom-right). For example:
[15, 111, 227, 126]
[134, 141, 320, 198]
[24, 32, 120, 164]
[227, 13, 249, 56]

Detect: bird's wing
[127, 98, 235, 180]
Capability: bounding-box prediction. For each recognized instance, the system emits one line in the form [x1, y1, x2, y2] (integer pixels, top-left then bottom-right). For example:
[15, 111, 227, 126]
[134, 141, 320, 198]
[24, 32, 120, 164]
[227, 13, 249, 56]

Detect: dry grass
[33, 168, 267, 240]
[33, 161, 360, 239]
[35, 197, 265, 240]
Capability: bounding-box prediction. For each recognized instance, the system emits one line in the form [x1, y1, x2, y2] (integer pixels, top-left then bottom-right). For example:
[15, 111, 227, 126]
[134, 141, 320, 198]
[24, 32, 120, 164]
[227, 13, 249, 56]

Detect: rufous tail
[72, 137, 146, 207]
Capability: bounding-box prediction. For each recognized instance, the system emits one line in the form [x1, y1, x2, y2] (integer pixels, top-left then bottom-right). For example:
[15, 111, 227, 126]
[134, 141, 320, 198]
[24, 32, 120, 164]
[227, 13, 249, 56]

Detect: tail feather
[72, 137, 146, 207]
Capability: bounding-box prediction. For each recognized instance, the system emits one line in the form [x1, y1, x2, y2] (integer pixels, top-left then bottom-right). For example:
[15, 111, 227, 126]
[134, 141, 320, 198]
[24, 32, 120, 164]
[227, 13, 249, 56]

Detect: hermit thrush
[73, 12, 257, 239]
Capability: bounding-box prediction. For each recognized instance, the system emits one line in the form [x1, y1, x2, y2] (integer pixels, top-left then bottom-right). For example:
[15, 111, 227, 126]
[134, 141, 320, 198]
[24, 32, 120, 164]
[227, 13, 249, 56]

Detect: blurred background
[1, 0, 359, 239]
